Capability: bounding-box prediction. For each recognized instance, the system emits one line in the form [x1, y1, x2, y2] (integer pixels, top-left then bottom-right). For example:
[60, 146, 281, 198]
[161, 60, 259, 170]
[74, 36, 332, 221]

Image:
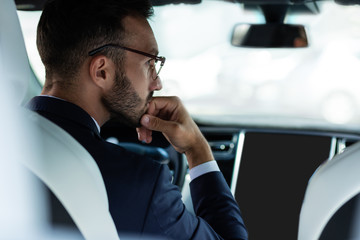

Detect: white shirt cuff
[189, 160, 220, 181]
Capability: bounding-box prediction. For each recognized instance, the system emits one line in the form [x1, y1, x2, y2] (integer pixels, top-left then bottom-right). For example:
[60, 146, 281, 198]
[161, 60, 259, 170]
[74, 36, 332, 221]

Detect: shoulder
[96, 140, 167, 192]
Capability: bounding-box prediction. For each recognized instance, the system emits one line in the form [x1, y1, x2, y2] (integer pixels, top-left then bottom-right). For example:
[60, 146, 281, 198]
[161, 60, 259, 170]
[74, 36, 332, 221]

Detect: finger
[136, 126, 153, 143]
[141, 114, 179, 135]
[147, 96, 180, 120]
[136, 127, 144, 141]
[144, 128, 152, 143]
[146, 99, 158, 116]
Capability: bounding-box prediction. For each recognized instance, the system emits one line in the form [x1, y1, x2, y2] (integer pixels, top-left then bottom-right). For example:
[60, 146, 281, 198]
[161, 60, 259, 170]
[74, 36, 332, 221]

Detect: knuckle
[172, 96, 181, 103]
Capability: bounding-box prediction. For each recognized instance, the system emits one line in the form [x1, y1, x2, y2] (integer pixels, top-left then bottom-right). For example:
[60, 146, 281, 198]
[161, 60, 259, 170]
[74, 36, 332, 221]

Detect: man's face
[102, 69, 153, 127]
[102, 15, 162, 127]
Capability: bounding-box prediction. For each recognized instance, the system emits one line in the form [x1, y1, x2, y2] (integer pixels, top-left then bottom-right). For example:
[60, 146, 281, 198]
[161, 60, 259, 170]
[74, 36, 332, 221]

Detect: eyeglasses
[88, 44, 166, 80]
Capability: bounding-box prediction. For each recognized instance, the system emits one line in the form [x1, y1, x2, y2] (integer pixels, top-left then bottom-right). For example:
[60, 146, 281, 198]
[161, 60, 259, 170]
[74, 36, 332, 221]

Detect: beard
[102, 69, 153, 128]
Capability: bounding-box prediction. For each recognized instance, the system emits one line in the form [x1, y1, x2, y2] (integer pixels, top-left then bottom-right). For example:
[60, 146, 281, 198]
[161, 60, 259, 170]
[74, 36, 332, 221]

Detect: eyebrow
[149, 48, 159, 56]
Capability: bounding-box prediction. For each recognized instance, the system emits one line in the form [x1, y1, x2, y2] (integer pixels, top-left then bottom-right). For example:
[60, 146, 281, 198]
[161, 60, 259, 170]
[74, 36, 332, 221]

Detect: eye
[146, 58, 153, 65]
[147, 59, 155, 70]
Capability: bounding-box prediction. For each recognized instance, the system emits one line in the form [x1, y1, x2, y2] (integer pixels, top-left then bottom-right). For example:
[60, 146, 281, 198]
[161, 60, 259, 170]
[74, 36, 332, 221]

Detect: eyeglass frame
[88, 44, 166, 80]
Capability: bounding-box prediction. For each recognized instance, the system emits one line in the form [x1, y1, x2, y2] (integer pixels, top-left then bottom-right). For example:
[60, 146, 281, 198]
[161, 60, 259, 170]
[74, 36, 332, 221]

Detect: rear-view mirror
[231, 23, 308, 48]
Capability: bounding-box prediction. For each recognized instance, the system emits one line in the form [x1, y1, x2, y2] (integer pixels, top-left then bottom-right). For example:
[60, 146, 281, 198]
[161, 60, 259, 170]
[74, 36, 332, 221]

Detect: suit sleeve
[190, 171, 248, 240]
[142, 164, 248, 240]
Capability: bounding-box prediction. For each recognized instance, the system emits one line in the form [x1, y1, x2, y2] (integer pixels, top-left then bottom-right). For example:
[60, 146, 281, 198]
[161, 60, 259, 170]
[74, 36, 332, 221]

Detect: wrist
[185, 138, 214, 169]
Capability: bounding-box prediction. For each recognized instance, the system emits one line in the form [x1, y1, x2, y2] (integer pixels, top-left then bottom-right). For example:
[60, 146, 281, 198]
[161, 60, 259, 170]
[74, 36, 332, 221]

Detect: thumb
[141, 114, 174, 133]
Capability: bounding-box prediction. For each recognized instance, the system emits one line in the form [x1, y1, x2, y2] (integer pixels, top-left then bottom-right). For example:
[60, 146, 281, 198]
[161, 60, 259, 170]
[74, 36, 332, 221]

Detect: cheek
[132, 79, 149, 101]
[125, 60, 151, 98]
[128, 73, 150, 97]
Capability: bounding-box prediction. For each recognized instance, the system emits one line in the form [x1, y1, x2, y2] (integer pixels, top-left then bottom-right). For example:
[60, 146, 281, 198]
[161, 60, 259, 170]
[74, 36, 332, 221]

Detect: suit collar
[26, 96, 101, 137]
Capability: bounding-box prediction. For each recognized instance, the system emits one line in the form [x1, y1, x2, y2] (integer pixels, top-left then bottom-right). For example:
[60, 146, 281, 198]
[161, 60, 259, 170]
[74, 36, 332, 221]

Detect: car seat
[0, 0, 119, 239]
[298, 141, 360, 240]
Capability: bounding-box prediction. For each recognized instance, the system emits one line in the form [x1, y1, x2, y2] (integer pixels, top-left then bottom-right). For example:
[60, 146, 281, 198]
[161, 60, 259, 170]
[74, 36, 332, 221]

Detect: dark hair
[37, 0, 153, 85]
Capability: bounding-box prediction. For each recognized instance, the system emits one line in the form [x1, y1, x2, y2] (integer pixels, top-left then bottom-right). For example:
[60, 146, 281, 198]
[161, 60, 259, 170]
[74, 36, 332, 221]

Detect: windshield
[18, 1, 360, 131]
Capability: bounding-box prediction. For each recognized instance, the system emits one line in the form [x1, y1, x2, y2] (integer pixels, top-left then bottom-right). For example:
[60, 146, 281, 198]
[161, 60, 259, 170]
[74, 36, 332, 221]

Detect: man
[27, 0, 248, 239]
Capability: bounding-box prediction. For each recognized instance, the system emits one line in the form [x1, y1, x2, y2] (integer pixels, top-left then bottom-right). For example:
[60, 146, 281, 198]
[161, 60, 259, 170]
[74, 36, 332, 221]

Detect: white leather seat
[22, 110, 120, 240]
[0, 0, 119, 239]
[298, 141, 360, 240]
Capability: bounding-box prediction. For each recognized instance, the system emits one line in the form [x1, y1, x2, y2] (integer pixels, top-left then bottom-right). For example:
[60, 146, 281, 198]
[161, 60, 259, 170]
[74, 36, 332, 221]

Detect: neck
[41, 83, 110, 127]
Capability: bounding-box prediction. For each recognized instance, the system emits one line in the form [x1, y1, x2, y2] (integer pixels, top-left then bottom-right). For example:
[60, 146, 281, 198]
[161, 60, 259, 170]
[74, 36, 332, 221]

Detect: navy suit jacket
[27, 96, 248, 240]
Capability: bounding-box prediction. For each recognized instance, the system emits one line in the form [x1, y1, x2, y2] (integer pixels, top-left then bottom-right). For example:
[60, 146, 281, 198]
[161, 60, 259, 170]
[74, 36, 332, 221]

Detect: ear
[88, 55, 115, 91]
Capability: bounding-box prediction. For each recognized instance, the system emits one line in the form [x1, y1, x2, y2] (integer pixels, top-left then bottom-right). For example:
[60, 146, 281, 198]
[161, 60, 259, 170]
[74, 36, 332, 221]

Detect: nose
[150, 76, 162, 91]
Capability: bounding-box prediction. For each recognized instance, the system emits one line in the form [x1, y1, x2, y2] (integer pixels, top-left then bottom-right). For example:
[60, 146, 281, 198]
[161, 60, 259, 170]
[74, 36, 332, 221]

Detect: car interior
[2, 0, 360, 239]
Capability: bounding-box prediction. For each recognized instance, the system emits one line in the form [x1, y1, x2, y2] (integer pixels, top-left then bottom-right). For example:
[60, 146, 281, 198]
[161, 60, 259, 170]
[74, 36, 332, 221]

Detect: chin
[108, 112, 140, 128]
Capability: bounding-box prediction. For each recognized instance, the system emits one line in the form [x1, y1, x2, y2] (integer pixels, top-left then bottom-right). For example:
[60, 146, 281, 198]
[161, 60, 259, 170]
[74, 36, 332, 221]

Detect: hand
[136, 96, 213, 169]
